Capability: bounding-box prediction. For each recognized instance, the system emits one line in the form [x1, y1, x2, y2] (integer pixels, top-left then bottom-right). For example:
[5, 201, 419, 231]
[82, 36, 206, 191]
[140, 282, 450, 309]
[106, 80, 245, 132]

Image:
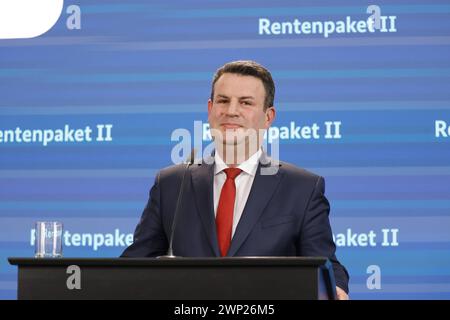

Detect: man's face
[208, 73, 275, 149]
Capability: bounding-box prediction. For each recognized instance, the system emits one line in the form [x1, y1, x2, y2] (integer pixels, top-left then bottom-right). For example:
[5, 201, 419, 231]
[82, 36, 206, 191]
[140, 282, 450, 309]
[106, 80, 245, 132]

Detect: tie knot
[223, 168, 242, 180]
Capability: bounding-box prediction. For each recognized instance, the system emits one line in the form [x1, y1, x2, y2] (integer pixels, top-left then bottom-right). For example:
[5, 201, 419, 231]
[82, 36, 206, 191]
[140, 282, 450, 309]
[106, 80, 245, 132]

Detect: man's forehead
[214, 73, 265, 97]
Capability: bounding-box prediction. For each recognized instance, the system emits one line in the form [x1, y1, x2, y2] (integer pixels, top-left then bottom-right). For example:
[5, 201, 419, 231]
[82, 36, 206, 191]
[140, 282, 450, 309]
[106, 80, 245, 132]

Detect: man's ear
[265, 106, 276, 127]
[207, 99, 213, 116]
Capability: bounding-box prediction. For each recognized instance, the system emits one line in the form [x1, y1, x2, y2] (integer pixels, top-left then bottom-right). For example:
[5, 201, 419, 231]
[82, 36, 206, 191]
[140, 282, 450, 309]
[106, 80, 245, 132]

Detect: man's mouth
[221, 123, 242, 129]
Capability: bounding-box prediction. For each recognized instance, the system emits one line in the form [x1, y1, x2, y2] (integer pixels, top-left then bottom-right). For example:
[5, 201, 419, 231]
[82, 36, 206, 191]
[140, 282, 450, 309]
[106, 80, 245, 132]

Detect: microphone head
[185, 148, 197, 165]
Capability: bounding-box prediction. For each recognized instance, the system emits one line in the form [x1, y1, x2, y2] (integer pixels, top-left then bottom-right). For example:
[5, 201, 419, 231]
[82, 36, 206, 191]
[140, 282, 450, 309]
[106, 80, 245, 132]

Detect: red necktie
[216, 168, 242, 257]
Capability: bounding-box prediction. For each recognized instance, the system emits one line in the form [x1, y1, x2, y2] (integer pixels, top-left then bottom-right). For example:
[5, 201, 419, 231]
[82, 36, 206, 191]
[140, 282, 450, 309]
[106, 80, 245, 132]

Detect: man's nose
[226, 100, 240, 116]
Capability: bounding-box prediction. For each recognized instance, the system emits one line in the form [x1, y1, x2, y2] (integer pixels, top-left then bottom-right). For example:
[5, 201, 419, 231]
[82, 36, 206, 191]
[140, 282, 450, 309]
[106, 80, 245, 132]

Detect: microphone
[158, 148, 196, 259]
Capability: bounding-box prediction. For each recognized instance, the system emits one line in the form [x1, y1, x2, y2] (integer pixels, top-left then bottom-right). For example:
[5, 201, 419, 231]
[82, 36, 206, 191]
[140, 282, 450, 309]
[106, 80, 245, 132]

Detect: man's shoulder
[157, 163, 188, 181]
[156, 161, 209, 184]
[159, 163, 187, 175]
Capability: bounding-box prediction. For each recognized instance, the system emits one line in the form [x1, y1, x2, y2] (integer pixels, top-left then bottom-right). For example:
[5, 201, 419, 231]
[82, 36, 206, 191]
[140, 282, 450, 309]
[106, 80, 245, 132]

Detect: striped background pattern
[1, 0, 450, 299]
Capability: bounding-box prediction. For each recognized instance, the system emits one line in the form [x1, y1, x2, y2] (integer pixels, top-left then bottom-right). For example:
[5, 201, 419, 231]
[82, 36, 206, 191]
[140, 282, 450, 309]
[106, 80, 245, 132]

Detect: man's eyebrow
[215, 94, 255, 100]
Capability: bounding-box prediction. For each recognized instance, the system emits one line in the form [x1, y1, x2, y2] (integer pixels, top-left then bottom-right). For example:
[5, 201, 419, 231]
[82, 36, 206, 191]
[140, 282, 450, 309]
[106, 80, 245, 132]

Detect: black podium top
[8, 256, 336, 300]
[9, 256, 331, 267]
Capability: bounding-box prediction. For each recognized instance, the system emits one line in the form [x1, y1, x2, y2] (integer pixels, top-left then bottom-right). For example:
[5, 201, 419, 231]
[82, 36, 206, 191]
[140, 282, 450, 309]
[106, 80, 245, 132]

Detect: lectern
[8, 257, 336, 300]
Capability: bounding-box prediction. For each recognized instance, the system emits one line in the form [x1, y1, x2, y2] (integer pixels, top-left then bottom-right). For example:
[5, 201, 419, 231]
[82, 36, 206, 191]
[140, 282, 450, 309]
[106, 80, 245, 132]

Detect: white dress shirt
[213, 149, 262, 237]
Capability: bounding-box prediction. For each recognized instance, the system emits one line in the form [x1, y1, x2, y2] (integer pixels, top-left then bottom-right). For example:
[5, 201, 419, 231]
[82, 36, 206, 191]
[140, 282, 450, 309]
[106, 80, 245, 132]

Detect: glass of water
[35, 221, 63, 258]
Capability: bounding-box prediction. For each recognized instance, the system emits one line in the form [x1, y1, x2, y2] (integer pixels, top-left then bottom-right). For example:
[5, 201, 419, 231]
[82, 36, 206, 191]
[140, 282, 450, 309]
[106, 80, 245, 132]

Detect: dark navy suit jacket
[121, 155, 349, 293]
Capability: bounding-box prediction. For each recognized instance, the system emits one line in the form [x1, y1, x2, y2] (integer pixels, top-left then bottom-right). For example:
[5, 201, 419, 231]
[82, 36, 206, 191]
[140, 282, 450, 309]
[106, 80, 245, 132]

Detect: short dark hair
[210, 60, 275, 110]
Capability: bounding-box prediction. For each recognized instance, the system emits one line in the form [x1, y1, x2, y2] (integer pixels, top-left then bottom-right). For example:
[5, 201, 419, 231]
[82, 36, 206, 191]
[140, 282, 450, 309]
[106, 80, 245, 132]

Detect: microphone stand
[157, 149, 196, 259]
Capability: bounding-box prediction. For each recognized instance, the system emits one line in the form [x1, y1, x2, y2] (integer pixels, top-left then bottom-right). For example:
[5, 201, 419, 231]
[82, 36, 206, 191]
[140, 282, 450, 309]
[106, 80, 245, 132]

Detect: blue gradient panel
[1, 0, 450, 299]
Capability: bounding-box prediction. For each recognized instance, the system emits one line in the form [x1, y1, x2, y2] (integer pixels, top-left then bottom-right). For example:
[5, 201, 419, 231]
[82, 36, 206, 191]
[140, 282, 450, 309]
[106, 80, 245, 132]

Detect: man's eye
[242, 101, 252, 106]
[217, 100, 228, 104]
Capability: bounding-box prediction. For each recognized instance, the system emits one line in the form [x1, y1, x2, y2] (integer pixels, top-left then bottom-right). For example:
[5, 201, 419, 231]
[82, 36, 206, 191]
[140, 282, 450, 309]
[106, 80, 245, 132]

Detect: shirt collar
[214, 149, 262, 177]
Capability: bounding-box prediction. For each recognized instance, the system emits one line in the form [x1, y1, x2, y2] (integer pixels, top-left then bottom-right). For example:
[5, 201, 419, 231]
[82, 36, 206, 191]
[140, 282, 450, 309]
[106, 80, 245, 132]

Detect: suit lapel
[190, 159, 220, 256]
[227, 156, 283, 256]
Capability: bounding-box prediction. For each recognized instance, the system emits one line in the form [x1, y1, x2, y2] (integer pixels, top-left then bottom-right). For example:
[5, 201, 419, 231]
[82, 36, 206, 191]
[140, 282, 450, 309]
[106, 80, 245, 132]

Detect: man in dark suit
[122, 60, 349, 299]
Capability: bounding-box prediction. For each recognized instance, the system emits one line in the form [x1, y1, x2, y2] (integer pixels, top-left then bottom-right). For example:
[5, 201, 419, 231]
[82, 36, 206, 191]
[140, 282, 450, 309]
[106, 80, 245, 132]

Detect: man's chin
[220, 139, 245, 146]
[213, 131, 245, 144]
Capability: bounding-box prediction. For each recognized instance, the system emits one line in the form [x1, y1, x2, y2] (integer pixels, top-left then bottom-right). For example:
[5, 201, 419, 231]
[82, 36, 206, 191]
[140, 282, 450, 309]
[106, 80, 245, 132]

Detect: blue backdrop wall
[1, 0, 450, 299]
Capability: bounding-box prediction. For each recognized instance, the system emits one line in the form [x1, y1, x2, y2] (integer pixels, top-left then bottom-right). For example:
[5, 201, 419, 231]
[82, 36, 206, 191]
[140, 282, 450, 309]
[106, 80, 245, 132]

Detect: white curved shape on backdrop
[0, 0, 64, 39]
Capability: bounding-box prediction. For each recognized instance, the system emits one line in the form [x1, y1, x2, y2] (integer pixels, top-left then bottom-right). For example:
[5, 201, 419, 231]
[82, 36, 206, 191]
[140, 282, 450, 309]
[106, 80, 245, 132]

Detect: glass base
[35, 253, 63, 258]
